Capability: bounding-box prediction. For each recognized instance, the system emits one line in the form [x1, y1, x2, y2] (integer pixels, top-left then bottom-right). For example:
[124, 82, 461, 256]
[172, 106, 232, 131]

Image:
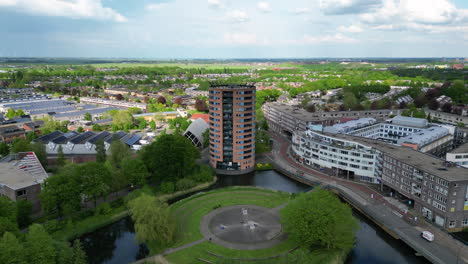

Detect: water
[81, 170, 429, 264]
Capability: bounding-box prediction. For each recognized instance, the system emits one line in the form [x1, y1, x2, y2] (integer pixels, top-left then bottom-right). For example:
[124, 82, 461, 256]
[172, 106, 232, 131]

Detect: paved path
[269, 133, 468, 264]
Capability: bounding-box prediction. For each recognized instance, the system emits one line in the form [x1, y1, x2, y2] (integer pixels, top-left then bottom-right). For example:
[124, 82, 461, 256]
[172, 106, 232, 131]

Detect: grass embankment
[51, 177, 217, 241]
[254, 163, 274, 171]
[163, 187, 296, 263]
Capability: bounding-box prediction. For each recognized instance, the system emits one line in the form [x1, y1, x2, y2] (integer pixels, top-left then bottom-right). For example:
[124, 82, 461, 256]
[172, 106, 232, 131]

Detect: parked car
[421, 231, 434, 242]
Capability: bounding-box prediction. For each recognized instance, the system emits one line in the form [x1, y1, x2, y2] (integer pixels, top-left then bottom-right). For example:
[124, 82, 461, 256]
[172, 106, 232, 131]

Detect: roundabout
[200, 205, 287, 250]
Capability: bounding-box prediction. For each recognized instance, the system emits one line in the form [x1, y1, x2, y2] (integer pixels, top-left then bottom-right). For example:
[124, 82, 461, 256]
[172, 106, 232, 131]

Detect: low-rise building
[184, 118, 209, 148]
[80, 97, 148, 112]
[0, 152, 48, 213]
[446, 142, 468, 168]
[0, 125, 25, 143]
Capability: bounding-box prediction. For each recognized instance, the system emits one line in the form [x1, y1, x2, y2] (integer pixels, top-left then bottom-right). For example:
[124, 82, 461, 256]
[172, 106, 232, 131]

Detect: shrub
[95, 203, 112, 216]
[189, 165, 214, 183]
[175, 178, 196, 191]
[124, 185, 155, 205]
[43, 219, 63, 234]
[160, 182, 175, 194]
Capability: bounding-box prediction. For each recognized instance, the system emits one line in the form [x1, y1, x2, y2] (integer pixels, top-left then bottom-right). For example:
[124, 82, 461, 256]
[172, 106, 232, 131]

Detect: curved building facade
[209, 85, 256, 174]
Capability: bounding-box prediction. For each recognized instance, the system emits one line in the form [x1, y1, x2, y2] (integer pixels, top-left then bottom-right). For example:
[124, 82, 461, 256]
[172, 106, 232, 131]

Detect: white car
[421, 231, 434, 242]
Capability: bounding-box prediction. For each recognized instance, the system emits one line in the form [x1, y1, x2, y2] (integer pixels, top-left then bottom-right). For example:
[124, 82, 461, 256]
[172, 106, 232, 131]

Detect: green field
[90, 63, 264, 70]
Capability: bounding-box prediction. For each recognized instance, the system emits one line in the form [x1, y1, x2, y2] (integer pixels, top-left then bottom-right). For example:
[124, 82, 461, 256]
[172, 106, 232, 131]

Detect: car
[421, 231, 434, 242]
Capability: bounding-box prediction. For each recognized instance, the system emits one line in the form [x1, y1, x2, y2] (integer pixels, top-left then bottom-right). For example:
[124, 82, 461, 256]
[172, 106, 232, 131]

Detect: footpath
[268, 133, 468, 264]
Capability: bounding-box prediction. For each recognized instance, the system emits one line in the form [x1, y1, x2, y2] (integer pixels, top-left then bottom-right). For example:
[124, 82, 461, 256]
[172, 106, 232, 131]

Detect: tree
[40, 169, 82, 216]
[0, 232, 26, 264]
[84, 112, 92, 121]
[11, 138, 31, 153]
[157, 96, 166, 104]
[140, 134, 200, 181]
[343, 92, 358, 110]
[113, 110, 134, 130]
[281, 189, 358, 250]
[305, 104, 316, 112]
[173, 97, 183, 105]
[31, 142, 47, 168]
[0, 196, 18, 236]
[149, 120, 156, 130]
[71, 240, 87, 264]
[92, 124, 102, 131]
[194, 98, 208, 112]
[138, 117, 147, 129]
[441, 102, 452, 113]
[77, 127, 84, 133]
[128, 194, 175, 245]
[0, 142, 9, 157]
[57, 145, 66, 167]
[16, 199, 32, 228]
[25, 224, 57, 264]
[26, 131, 38, 142]
[78, 162, 112, 207]
[95, 139, 106, 163]
[120, 158, 149, 187]
[108, 137, 131, 170]
[413, 93, 427, 108]
[115, 94, 124, 100]
[428, 99, 439, 110]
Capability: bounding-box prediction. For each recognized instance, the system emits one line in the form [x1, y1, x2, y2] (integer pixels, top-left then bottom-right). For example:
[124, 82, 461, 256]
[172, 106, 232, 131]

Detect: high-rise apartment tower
[209, 85, 256, 174]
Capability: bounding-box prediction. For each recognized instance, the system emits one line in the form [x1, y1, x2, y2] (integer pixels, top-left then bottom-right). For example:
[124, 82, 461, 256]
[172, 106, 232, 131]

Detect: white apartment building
[292, 130, 381, 184]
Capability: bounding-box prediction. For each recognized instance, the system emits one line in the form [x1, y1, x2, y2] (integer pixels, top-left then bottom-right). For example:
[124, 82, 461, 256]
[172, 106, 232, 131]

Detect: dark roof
[35, 131, 63, 143]
[69, 131, 95, 144]
[87, 131, 111, 144]
[0, 125, 24, 134]
[125, 133, 142, 146]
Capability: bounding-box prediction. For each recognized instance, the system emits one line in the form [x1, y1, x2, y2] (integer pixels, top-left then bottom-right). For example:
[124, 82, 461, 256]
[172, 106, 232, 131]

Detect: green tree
[78, 162, 112, 207]
[92, 123, 102, 131]
[0, 232, 26, 264]
[26, 131, 38, 142]
[72, 240, 87, 264]
[40, 168, 82, 216]
[56, 145, 66, 167]
[11, 138, 31, 153]
[128, 194, 175, 245]
[16, 199, 32, 228]
[31, 142, 47, 168]
[25, 224, 57, 264]
[281, 189, 358, 250]
[113, 110, 134, 130]
[77, 126, 84, 133]
[108, 137, 131, 169]
[95, 139, 106, 163]
[140, 134, 200, 181]
[0, 196, 18, 236]
[0, 142, 10, 157]
[149, 120, 156, 130]
[84, 112, 92, 121]
[137, 117, 147, 129]
[343, 92, 358, 110]
[120, 158, 149, 187]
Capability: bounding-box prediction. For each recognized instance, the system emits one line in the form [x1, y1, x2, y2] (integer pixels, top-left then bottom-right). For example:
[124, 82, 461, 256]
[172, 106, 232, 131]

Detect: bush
[160, 182, 175, 194]
[43, 219, 63, 234]
[95, 203, 112, 216]
[175, 178, 196, 191]
[189, 165, 214, 183]
[124, 185, 155, 205]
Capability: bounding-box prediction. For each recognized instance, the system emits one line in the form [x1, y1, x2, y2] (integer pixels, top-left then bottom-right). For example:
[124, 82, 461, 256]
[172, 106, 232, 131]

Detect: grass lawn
[154, 187, 295, 263]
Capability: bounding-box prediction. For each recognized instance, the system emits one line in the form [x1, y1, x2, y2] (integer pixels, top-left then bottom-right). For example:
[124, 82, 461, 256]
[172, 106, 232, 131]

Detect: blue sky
[1, 0, 468, 58]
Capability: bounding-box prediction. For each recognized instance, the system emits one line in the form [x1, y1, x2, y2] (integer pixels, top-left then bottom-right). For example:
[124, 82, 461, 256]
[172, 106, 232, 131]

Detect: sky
[1, 0, 468, 58]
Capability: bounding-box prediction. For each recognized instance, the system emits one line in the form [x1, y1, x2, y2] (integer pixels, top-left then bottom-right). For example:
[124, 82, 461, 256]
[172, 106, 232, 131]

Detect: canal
[81, 170, 430, 264]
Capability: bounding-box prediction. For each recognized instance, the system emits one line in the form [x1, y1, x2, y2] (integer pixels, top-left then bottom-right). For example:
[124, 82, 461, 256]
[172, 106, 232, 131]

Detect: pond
[80, 170, 429, 264]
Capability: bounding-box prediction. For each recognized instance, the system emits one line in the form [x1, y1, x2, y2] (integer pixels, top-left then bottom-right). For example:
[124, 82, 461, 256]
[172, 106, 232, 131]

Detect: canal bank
[80, 170, 431, 264]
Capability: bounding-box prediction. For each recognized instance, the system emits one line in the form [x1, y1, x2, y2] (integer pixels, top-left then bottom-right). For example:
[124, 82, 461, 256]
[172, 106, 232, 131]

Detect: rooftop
[397, 126, 450, 147]
[0, 152, 48, 190]
[324, 132, 468, 182]
[391, 115, 428, 128]
[450, 142, 468, 154]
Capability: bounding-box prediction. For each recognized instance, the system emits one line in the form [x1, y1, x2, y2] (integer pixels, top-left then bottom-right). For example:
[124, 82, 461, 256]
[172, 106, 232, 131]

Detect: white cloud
[290, 7, 310, 15]
[303, 33, 358, 43]
[320, 0, 382, 15]
[360, 0, 468, 33]
[0, 0, 126, 22]
[226, 10, 249, 23]
[257, 2, 272, 13]
[208, 0, 222, 8]
[338, 24, 363, 33]
[223, 32, 258, 45]
[146, 3, 167, 11]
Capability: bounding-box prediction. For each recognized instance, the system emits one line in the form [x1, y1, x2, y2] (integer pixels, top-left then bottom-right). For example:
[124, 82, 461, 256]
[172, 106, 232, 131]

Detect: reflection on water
[347, 212, 429, 264]
[81, 170, 431, 264]
[80, 217, 148, 264]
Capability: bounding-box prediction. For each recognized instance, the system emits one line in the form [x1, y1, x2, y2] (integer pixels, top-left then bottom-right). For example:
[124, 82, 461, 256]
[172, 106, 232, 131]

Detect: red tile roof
[190, 113, 210, 123]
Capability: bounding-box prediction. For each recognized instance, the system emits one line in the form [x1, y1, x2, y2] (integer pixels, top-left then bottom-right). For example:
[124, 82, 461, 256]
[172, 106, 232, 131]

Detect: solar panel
[35, 131, 63, 143]
[125, 133, 142, 146]
[87, 131, 111, 144]
[69, 131, 95, 144]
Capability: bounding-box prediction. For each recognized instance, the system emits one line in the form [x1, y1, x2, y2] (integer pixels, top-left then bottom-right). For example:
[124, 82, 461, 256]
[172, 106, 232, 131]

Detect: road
[267, 133, 468, 264]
